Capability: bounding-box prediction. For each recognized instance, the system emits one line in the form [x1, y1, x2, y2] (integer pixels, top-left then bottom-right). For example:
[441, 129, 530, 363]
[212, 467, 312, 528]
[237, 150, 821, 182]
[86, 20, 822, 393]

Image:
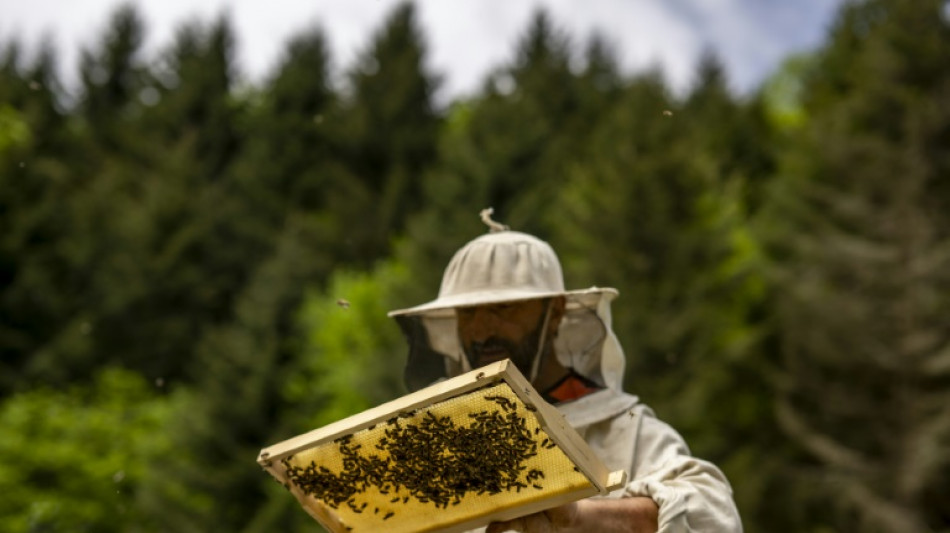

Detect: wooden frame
[258, 359, 626, 532]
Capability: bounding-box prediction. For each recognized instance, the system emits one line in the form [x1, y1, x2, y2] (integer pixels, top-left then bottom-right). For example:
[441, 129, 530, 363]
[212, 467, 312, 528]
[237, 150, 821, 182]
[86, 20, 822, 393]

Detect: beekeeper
[388, 212, 742, 533]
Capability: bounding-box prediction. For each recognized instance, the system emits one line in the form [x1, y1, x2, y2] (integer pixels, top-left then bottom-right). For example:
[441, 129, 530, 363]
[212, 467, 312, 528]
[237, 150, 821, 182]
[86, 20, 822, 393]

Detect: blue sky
[0, 0, 846, 103]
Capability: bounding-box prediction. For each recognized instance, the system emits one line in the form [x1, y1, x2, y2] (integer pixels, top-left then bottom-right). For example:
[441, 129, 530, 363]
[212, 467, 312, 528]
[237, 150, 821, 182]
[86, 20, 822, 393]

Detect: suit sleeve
[622, 409, 743, 532]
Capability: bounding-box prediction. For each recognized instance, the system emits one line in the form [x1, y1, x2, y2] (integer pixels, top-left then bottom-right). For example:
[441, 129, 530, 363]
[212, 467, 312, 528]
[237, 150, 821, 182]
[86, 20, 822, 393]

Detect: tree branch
[775, 396, 873, 474]
[841, 479, 930, 533]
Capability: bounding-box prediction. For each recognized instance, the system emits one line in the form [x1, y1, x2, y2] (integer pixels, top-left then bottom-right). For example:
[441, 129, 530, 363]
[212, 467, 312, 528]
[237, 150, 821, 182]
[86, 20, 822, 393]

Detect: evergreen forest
[1, 0, 949, 531]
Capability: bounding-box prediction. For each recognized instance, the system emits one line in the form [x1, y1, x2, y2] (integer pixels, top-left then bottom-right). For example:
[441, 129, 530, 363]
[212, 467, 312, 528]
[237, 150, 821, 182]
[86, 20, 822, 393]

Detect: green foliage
[0, 105, 30, 153]
[241, 25, 337, 217]
[332, 1, 442, 264]
[0, 368, 174, 532]
[0, 40, 88, 394]
[760, 0, 950, 530]
[288, 260, 409, 430]
[143, 13, 242, 180]
[393, 8, 624, 308]
[461, 9, 588, 231]
[760, 53, 816, 132]
[547, 57, 784, 530]
[136, 212, 334, 531]
[79, 3, 148, 151]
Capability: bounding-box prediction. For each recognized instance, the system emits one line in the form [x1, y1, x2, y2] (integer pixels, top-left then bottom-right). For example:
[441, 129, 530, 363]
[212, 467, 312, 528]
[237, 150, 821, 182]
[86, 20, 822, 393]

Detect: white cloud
[0, 0, 844, 102]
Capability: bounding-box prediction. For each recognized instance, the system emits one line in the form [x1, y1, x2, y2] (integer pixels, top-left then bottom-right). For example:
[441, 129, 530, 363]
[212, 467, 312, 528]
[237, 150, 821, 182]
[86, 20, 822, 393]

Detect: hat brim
[387, 286, 618, 318]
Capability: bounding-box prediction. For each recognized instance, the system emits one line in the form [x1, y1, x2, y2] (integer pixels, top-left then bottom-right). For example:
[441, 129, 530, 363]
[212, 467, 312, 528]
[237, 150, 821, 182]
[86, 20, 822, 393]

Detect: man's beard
[463, 318, 546, 377]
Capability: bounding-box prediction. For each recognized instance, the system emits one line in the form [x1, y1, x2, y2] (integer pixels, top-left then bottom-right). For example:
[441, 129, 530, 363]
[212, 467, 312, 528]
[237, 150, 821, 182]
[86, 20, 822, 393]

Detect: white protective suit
[390, 226, 742, 532]
[559, 389, 742, 532]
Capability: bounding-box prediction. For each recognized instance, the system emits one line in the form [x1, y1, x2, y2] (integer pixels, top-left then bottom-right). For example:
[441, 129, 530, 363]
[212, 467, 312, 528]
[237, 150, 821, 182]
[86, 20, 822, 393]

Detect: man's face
[456, 299, 549, 375]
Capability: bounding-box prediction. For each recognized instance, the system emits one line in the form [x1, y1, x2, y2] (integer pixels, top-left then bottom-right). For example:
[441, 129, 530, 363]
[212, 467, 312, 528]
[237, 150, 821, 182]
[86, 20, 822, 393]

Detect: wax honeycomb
[275, 382, 592, 533]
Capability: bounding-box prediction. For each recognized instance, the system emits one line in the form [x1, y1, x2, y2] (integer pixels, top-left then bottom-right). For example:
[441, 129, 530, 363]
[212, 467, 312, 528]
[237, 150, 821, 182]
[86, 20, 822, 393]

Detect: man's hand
[485, 496, 659, 533]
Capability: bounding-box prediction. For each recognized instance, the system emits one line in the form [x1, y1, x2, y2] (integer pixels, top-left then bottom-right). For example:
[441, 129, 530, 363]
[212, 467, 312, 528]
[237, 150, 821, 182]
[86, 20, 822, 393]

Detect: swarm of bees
[282, 391, 552, 521]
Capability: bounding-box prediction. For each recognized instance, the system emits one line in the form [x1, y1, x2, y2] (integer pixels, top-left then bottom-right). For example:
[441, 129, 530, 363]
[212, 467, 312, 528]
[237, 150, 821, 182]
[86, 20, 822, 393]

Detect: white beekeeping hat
[390, 209, 626, 393]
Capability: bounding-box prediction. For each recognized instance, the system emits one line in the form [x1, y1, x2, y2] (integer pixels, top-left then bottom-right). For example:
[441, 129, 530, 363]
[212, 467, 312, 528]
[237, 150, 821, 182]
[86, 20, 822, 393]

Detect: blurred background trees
[760, 0, 950, 530]
[1, 0, 948, 531]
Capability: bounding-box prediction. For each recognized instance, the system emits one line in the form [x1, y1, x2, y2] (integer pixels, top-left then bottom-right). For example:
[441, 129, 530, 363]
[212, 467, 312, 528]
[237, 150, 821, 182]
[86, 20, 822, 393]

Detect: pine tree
[84, 13, 253, 383]
[684, 50, 775, 210]
[20, 4, 160, 387]
[139, 215, 329, 531]
[550, 70, 672, 340]
[548, 60, 786, 529]
[762, 0, 950, 530]
[576, 33, 624, 119]
[78, 3, 148, 153]
[332, 1, 441, 265]
[0, 39, 93, 393]
[231, 25, 354, 286]
[243, 26, 337, 216]
[137, 23, 365, 531]
[393, 9, 615, 307]
[467, 9, 582, 231]
[144, 14, 241, 180]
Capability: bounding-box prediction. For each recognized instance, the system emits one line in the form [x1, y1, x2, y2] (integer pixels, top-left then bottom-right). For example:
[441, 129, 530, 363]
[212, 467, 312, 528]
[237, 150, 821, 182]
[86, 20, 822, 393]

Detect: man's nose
[465, 307, 502, 341]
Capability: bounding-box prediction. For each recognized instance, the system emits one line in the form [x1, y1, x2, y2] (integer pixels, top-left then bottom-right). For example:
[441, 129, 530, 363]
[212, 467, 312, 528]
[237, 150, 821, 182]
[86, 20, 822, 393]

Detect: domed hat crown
[388, 209, 626, 392]
[390, 209, 612, 316]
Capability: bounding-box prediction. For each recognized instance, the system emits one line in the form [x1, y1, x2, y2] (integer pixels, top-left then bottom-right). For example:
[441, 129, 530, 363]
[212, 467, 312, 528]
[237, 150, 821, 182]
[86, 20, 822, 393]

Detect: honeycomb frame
[257, 360, 626, 533]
